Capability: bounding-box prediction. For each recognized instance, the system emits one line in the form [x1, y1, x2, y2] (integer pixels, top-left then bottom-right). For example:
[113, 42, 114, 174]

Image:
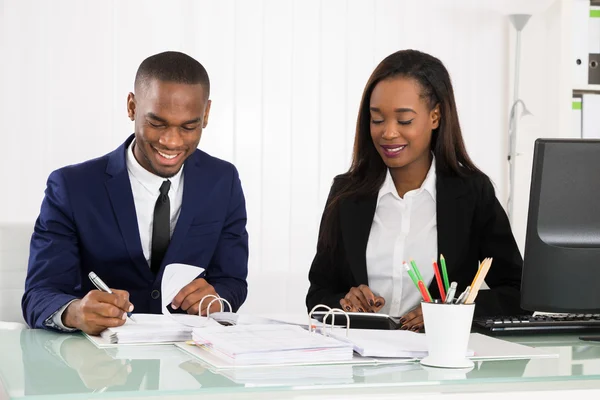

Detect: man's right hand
[340, 285, 385, 313]
[63, 289, 133, 335]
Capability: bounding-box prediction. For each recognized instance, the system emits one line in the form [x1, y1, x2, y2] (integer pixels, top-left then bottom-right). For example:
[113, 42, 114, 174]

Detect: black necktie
[151, 180, 171, 274]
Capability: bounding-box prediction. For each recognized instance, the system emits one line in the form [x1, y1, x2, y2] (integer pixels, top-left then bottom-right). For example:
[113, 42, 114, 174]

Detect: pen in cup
[88, 271, 136, 322]
[455, 286, 471, 305]
[444, 282, 457, 304]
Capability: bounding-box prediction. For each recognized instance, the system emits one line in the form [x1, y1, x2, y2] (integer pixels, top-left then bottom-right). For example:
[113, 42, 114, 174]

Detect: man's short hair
[134, 51, 210, 98]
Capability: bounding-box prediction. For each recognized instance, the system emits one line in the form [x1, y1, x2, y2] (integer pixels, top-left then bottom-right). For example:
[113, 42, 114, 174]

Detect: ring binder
[206, 296, 232, 317]
[308, 304, 350, 337]
[323, 308, 350, 337]
[198, 294, 232, 317]
[308, 304, 332, 333]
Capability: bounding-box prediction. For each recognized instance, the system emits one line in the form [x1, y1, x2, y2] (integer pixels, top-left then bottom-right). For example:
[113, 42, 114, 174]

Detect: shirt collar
[377, 155, 437, 202]
[126, 140, 184, 196]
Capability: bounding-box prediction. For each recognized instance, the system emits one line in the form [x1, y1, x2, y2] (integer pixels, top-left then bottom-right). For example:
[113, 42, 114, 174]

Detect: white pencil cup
[420, 301, 475, 369]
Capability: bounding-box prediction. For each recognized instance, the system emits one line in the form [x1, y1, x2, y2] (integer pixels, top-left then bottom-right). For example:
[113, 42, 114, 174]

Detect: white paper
[160, 263, 216, 328]
[573, 97, 582, 138]
[590, 6, 600, 54]
[468, 333, 556, 361]
[161, 263, 205, 310]
[582, 94, 600, 138]
[329, 329, 431, 358]
[190, 324, 354, 366]
[572, 0, 589, 85]
[97, 313, 193, 345]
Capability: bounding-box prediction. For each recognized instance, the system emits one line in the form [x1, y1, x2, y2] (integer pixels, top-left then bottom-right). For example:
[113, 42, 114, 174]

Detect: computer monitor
[521, 139, 600, 313]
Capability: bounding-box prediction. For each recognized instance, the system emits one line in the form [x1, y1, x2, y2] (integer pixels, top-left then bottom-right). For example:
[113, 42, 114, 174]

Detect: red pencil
[417, 280, 432, 302]
[432, 260, 446, 300]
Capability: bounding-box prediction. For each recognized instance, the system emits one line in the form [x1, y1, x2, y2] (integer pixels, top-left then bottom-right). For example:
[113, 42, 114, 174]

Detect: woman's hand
[339, 285, 385, 313]
[400, 305, 423, 332]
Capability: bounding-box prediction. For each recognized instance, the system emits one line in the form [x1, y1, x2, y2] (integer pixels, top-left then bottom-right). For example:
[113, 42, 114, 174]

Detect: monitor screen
[521, 139, 600, 313]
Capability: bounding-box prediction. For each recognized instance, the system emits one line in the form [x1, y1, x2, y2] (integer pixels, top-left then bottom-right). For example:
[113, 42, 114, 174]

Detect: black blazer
[306, 170, 525, 317]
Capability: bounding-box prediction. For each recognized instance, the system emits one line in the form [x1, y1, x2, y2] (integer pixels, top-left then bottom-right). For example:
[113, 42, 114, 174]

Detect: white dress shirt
[50, 140, 185, 330]
[366, 158, 438, 317]
[125, 140, 184, 265]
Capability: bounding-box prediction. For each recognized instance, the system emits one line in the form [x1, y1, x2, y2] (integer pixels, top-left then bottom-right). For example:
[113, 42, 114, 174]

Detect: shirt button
[151, 290, 160, 299]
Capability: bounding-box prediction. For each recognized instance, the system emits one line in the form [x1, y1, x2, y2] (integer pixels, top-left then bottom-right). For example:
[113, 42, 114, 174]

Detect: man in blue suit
[22, 51, 248, 334]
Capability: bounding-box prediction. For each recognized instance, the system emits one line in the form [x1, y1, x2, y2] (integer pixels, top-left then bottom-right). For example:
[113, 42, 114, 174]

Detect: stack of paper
[191, 324, 354, 366]
[327, 329, 430, 358]
[327, 329, 474, 359]
[99, 314, 195, 345]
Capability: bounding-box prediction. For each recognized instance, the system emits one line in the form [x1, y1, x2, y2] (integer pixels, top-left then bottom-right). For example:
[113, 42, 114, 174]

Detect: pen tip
[440, 254, 445, 259]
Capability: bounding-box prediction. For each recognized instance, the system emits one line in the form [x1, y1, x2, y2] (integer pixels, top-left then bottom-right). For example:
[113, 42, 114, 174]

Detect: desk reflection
[20, 330, 159, 395]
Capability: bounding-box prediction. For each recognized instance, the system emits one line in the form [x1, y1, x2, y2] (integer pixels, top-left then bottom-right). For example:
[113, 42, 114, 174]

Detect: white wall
[1, 0, 513, 315]
[508, 0, 573, 251]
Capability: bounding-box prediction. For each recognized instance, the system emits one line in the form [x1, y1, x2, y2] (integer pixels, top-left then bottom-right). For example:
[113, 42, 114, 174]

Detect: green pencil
[409, 259, 432, 300]
[440, 254, 450, 292]
[404, 262, 419, 289]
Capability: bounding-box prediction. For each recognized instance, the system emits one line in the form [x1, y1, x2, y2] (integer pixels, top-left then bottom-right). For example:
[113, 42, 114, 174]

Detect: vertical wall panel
[373, 0, 405, 61]
[346, 0, 376, 161]
[261, 0, 293, 275]
[288, 0, 322, 313]
[188, 0, 236, 163]
[318, 0, 349, 206]
[232, 0, 265, 310]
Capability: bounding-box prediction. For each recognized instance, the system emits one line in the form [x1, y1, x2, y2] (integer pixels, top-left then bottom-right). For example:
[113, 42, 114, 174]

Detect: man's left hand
[171, 278, 221, 316]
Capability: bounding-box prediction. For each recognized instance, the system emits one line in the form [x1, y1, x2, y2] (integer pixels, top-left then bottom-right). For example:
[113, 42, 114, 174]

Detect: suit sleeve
[474, 175, 525, 316]
[306, 180, 349, 311]
[207, 166, 249, 312]
[22, 170, 83, 329]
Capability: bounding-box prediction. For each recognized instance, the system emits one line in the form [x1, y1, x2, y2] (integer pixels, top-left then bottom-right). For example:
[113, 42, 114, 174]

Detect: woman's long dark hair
[319, 49, 481, 253]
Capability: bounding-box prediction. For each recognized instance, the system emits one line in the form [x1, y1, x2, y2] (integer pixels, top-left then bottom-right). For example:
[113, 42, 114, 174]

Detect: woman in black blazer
[306, 50, 524, 331]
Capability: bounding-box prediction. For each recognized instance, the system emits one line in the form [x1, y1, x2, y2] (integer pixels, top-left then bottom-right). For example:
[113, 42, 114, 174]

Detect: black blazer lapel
[105, 136, 154, 282]
[434, 173, 471, 297]
[340, 195, 377, 287]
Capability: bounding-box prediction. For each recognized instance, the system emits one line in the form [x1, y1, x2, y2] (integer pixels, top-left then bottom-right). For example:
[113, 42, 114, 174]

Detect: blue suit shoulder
[190, 148, 238, 175]
[52, 153, 111, 176]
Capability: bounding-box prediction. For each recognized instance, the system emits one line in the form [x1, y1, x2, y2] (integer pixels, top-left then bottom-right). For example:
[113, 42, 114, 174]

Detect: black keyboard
[473, 314, 600, 334]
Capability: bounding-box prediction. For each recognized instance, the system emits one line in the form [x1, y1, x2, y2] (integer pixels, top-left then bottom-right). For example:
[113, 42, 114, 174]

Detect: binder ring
[206, 297, 232, 318]
[308, 304, 332, 333]
[198, 294, 220, 316]
[323, 308, 350, 337]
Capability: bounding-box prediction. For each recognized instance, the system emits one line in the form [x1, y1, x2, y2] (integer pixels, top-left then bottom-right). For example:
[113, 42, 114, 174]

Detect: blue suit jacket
[22, 135, 249, 329]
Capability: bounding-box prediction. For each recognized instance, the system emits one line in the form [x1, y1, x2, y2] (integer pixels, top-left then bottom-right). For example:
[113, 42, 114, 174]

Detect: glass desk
[1, 329, 600, 400]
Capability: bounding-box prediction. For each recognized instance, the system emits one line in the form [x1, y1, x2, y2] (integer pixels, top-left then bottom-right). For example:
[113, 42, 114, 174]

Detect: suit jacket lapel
[160, 152, 210, 271]
[434, 172, 470, 296]
[340, 195, 377, 286]
[105, 136, 154, 282]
